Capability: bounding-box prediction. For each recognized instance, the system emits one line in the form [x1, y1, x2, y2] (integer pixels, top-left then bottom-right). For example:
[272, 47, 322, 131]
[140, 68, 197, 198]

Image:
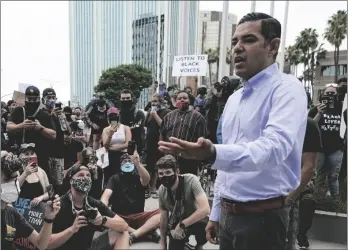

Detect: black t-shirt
[120, 109, 145, 153]
[2, 206, 34, 250]
[106, 174, 145, 215]
[145, 108, 171, 152]
[8, 107, 56, 155]
[303, 117, 322, 153]
[64, 139, 84, 169]
[89, 109, 108, 128]
[308, 107, 342, 153]
[52, 194, 115, 250]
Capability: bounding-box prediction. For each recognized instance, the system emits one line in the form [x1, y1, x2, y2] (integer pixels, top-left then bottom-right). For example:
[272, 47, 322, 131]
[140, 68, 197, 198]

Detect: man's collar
[244, 63, 279, 91]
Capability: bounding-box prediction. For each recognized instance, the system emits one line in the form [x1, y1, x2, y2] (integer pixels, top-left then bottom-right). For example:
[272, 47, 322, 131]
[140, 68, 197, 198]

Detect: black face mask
[120, 100, 133, 110]
[198, 89, 206, 96]
[160, 174, 177, 188]
[25, 102, 40, 115]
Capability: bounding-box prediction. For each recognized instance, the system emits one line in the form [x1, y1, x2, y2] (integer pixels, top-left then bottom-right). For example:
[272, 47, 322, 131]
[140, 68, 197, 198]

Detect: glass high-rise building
[69, 1, 198, 106]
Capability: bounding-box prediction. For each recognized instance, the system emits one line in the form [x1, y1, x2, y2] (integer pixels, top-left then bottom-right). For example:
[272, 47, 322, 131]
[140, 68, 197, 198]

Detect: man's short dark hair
[338, 77, 347, 85]
[120, 89, 133, 97]
[156, 155, 178, 171]
[238, 12, 281, 59]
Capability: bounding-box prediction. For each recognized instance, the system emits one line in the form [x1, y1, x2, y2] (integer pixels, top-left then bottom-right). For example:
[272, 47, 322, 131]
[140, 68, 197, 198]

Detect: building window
[320, 64, 347, 76]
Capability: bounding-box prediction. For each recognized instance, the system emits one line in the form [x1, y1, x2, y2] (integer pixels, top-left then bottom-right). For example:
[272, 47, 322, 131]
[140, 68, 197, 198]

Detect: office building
[69, 1, 198, 106]
[313, 50, 347, 102]
[196, 11, 238, 85]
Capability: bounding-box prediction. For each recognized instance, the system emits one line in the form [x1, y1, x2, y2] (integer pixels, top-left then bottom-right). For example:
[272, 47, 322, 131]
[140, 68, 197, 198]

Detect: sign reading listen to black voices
[12, 198, 45, 250]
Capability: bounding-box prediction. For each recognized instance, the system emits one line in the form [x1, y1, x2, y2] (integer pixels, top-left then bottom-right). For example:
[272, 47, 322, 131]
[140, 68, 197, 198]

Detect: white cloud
[1, 1, 346, 103]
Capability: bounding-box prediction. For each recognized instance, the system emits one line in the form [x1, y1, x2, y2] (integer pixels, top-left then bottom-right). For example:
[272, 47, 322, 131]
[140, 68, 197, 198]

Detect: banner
[12, 198, 45, 250]
[172, 55, 208, 77]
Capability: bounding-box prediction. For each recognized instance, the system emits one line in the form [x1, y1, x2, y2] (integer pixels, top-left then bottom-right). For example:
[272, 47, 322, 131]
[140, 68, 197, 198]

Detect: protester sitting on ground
[101, 152, 161, 244]
[17, 143, 50, 206]
[157, 155, 210, 250]
[47, 165, 129, 250]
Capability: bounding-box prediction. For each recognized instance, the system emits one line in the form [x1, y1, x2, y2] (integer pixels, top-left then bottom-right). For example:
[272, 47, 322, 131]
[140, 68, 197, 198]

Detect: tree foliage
[94, 64, 153, 105]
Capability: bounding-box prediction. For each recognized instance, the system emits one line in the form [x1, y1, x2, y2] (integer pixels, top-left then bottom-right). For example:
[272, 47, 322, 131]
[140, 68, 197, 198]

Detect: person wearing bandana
[48, 165, 130, 250]
[7, 85, 56, 160]
[119, 89, 145, 156]
[101, 153, 161, 245]
[156, 155, 210, 250]
[160, 91, 206, 175]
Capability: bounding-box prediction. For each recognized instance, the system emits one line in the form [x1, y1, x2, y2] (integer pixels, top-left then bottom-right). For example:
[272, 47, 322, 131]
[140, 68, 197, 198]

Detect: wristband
[44, 217, 54, 223]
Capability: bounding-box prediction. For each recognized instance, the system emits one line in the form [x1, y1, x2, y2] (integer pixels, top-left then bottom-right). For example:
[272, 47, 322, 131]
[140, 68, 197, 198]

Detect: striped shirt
[160, 109, 207, 143]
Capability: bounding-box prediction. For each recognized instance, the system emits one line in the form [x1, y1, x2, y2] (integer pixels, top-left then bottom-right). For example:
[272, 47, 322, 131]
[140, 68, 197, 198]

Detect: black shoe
[297, 234, 309, 249]
[149, 230, 160, 243]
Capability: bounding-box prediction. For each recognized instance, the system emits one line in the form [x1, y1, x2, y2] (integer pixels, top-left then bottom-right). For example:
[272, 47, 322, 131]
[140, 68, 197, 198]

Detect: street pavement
[130, 198, 347, 250]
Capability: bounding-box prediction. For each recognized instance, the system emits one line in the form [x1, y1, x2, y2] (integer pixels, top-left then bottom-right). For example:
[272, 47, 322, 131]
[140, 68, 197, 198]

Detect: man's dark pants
[219, 205, 290, 250]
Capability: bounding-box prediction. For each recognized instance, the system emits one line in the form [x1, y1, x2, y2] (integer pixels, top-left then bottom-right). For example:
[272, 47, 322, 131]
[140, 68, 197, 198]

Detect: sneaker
[129, 232, 136, 245]
[149, 230, 160, 243]
[297, 234, 309, 249]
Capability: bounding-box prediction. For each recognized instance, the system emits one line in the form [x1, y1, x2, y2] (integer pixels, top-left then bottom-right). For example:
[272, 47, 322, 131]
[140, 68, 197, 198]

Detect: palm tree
[308, 43, 327, 86]
[285, 45, 301, 76]
[323, 10, 347, 83]
[295, 28, 319, 87]
[205, 48, 219, 86]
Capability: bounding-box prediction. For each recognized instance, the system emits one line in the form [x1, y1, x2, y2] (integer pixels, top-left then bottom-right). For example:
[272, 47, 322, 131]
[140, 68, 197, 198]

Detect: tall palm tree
[309, 43, 327, 86]
[295, 28, 319, 87]
[323, 10, 347, 83]
[285, 45, 301, 76]
[205, 48, 219, 86]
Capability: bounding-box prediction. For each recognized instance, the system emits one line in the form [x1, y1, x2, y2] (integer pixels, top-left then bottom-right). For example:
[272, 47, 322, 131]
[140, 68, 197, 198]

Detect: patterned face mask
[70, 177, 92, 194]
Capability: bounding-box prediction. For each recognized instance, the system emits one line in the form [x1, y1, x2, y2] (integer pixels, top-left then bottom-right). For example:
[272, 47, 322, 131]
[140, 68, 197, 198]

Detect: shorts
[89, 230, 113, 250]
[119, 209, 160, 229]
[48, 157, 64, 186]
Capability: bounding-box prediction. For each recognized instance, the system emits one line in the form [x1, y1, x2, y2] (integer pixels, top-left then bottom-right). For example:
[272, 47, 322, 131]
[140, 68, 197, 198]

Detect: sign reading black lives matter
[172, 55, 208, 77]
[12, 198, 46, 250]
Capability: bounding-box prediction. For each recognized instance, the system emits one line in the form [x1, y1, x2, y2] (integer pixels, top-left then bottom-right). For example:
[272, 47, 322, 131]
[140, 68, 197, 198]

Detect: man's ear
[269, 38, 280, 58]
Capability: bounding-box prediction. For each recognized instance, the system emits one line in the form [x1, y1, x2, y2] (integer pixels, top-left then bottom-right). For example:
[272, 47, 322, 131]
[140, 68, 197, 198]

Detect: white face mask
[1, 180, 20, 203]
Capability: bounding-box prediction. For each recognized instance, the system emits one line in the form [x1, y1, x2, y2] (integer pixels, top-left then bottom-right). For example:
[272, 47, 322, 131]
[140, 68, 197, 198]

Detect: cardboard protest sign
[172, 55, 208, 77]
[12, 198, 46, 250]
[12, 91, 26, 107]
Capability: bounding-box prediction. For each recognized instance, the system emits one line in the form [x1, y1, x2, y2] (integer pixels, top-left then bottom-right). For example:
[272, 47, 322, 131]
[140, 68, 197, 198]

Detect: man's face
[9, 102, 17, 110]
[44, 95, 57, 102]
[151, 97, 160, 106]
[72, 169, 91, 180]
[75, 108, 81, 115]
[176, 92, 190, 104]
[120, 93, 132, 101]
[64, 134, 72, 145]
[121, 157, 133, 166]
[157, 167, 176, 178]
[232, 20, 279, 80]
[25, 96, 40, 103]
[324, 86, 337, 96]
[20, 149, 36, 159]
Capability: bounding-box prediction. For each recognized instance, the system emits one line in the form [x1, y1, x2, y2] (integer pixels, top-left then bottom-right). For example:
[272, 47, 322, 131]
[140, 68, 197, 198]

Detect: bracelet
[44, 217, 54, 223]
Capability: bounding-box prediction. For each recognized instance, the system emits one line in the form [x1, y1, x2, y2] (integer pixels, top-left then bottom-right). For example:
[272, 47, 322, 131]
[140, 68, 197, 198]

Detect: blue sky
[1, 1, 347, 103]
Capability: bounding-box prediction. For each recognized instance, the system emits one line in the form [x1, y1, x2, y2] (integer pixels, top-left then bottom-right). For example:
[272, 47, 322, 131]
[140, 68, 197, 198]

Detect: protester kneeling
[47, 165, 129, 250]
[157, 155, 210, 250]
[101, 152, 161, 244]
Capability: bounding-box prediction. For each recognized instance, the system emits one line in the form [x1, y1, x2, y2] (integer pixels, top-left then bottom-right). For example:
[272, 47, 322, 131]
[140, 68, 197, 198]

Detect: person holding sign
[1, 151, 61, 250]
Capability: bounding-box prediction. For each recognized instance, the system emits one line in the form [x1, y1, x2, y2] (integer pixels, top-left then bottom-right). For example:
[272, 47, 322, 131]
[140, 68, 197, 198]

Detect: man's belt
[221, 196, 286, 214]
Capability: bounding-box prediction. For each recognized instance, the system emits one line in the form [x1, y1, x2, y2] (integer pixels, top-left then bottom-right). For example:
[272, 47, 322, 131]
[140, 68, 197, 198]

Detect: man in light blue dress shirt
[159, 12, 307, 250]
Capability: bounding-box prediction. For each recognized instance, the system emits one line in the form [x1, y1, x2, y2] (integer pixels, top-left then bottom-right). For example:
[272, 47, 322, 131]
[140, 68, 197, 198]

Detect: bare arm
[101, 189, 113, 207]
[39, 126, 56, 140]
[17, 171, 29, 187]
[6, 121, 24, 132]
[47, 227, 75, 250]
[27, 222, 53, 250]
[102, 127, 113, 150]
[134, 157, 150, 186]
[182, 193, 210, 227]
[104, 214, 129, 232]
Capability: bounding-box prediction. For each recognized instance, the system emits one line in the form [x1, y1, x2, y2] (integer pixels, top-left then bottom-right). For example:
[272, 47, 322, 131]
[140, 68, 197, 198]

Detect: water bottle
[58, 114, 68, 131]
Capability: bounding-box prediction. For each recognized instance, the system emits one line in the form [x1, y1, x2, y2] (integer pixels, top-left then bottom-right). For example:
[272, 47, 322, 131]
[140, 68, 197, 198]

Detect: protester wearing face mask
[85, 99, 109, 150]
[102, 107, 132, 184]
[156, 155, 210, 250]
[101, 153, 161, 244]
[7, 86, 56, 163]
[16, 143, 50, 206]
[337, 77, 347, 102]
[63, 106, 73, 124]
[41, 88, 69, 195]
[160, 91, 206, 175]
[47, 165, 129, 250]
[71, 107, 82, 121]
[1, 151, 61, 250]
[309, 85, 343, 201]
[144, 93, 171, 198]
[119, 89, 145, 156]
[194, 87, 207, 116]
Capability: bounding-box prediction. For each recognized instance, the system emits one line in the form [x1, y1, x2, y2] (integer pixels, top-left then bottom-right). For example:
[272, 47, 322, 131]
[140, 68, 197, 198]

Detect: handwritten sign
[12, 198, 45, 250]
[172, 55, 208, 77]
[12, 91, 25, 107]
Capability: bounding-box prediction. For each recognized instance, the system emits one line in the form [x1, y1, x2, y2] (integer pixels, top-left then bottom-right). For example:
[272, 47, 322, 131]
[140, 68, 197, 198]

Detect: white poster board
[172, 55, 208, 77]
[340, 94, 347, 139]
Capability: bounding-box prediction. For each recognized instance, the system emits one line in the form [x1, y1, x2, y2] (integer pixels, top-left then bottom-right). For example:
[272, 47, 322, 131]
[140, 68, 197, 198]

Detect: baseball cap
[107, 107, 119, 116]
[42, 88, 56, 97]
[19, 143, 35, 154]
[25, 86, 40, 97]
[67, 165, 91, 181]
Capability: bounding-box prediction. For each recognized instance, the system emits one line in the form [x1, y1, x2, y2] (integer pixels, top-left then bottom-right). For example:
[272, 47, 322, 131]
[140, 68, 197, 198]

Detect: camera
[81, 209, 98, 221]
[322, 95, 337, 109]
[1, 154, 25, 179]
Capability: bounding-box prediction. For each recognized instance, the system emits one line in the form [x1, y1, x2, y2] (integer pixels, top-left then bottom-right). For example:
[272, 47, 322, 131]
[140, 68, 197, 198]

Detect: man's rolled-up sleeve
[212, 82, 307, 173]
